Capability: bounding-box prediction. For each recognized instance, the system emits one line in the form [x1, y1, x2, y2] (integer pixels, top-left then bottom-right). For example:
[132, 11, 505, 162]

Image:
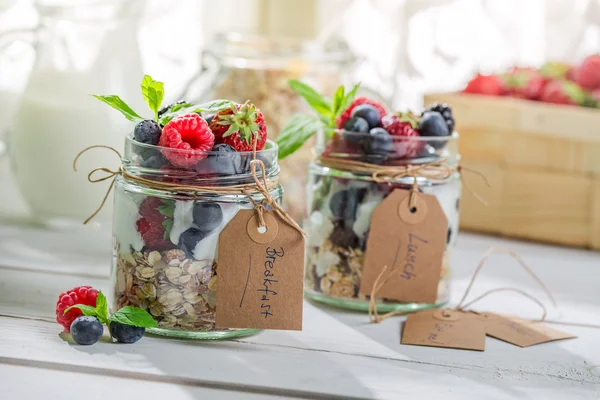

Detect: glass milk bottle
[8, 0, 145, 226]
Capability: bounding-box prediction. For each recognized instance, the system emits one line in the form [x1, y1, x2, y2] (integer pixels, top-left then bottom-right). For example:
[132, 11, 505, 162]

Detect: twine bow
[368, 247, 556, 324]
[73, 142, 306, 237]
[317, 156, 490, 207]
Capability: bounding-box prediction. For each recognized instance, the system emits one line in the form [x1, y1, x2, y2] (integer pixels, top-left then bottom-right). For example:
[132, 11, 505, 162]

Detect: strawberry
[574, 54, 600, 91]
[381, 112, 422, 159]
[501, 67, 547, 100]
[540, 80, 585, 106]
[136, 197, 174, 250]
[210, 102, 267, 152]
[336, 96, 388, 129]
[463, 73, 504, 96]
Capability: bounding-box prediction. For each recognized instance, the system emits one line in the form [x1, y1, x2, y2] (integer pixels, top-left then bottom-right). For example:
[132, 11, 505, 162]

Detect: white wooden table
[1, 158, 599, 399]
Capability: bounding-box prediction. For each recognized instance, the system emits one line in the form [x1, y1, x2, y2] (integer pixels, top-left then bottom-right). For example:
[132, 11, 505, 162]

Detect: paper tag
[401, 309, 486, 351]
[359, 189, 448, 303]
[483, 313, 576, 347]
[216, 210, 305, 330]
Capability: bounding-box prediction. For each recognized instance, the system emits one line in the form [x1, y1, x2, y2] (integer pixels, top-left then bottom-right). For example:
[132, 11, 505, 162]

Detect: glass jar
[183, 32, 355, 222]
[111, 136, 281, 339]
[304, 131, 460, 312]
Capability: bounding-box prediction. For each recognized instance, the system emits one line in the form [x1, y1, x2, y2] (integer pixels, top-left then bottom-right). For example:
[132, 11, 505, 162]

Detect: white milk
[11, 67, 144, 224]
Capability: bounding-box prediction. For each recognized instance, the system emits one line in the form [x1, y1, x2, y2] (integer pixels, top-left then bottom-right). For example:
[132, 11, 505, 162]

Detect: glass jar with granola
[89, 76, 281, 339]
[278, 83, 459, 312]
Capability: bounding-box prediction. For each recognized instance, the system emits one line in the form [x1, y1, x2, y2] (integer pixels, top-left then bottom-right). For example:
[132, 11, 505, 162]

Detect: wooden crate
[424, 92, 600, 250]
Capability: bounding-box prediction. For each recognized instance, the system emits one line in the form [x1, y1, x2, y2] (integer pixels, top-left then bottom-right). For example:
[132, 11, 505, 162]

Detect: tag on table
[401, 309, 486, 351]
[482, 313, 576, 347]
[359, 189, 448, 303]
[216, 210, 305, 330]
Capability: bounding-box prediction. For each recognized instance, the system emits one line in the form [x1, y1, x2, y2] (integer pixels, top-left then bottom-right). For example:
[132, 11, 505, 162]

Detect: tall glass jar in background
[304, 131, 460, 312]
[182, 32, 356, 221]
[112, 136, 281, 339]
[7, 0, 145, 226]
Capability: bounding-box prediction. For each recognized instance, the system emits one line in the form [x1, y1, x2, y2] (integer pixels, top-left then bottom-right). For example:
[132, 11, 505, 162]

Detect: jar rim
[124, 134, 279, 156]
[206, 32, 356, 65]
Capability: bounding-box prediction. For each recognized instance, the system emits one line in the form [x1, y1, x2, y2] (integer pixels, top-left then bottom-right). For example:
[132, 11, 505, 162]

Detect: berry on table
[136, 197, 174, 250]
[363, 127, 392, 156]
[350, 104, 382, 129]
[425, 103, 454, 133]
[336, 96, 388, 129]
[210, 102, 268, 152]
[56, 286, 99, 331]
[159, 113, 215, 168]
[70, 316, 104, 345]
[381, 113, 422, 159]
[134, 120, 162, 145]
[178, 227, 206, 258]
[192, 202, 223, 233]
[109, 321, 145, 344]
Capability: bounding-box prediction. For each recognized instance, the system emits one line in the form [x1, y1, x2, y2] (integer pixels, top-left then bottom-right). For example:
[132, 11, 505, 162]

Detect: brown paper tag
[401, 309, 486, 351]
[359, 189, 448, 303]
[215, 210, 305, 330]
[483, 313, 576, 347]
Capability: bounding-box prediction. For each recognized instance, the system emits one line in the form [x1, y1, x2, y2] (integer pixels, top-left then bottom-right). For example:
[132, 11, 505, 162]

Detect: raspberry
[136, 197, 175, 250]
[210, 102, 268, 152]
[158, 113, 214, 168]
[56, 286, 99, 331]
[336, 97, 388, 129]
[381, 113, 422, 159]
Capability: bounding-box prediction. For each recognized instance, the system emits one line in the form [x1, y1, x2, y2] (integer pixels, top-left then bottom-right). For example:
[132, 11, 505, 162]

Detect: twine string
[368, 246, 556, 324]
[73, 144, 306, 236]
[317, 156, 487, 206]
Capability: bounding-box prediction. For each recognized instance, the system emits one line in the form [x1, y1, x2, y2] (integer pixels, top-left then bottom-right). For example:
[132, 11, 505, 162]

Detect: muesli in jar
[278, 81, 460, 312]
[90, 75, 281, 339]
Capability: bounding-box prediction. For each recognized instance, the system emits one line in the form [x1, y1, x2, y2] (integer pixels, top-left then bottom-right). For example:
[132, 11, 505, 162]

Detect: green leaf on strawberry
[141, 75, 165, 121]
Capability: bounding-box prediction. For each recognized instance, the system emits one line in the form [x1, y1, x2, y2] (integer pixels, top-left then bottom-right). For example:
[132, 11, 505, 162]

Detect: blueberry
[329, 188, 366, 227]
[351, 104, 381, 129]
[343, 116, 370, 134]
[329, 222, 359, 248]
[363, 127, 392, 156]
[193, 202, 223, 233]
[198, 144, 244, 176]
[418, 111, 449, 149]
[140, 153, 168, 169]
[70, 316, 103, 345]
[202, 113, 215, 125]
[426, 103, 455, 132]
[416, 144, 436, 159]
[134, 120, 162, 145]
[158, 100, 187, 117]
[178, 227, 206, 258]
[109, 321, 145, 344]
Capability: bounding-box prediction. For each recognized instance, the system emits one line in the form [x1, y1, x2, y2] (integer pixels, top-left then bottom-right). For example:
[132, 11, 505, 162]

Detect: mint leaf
[64, 304, 97, 317]
[340, 83, 360, 113]
[329, 85, 346, 127]
[141, 75, 165, 121]
[91, 95, 144, 122]
[95, 291, 109, 324]
[159, 99, 233, 126]
[288, 80, 332, 118]
[276, 114, 322, 159]
[110, 306, 158, 328]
